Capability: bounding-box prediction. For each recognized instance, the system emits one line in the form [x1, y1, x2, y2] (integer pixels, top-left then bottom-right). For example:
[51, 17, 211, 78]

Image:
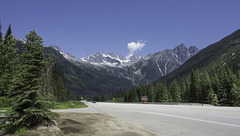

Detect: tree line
[94, 66, 240, 106]
[0, 24, 69, 133]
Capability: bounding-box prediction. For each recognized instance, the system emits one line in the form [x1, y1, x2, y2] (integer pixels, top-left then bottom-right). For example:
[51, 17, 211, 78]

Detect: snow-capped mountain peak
[50, 45, 142, 67]
[81, 52, 142, 67]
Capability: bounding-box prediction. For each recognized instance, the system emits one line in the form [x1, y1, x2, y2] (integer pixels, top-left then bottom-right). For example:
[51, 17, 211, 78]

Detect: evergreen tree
[159, 83, 169, 102]
[171, 80, 181, 102]
[238, 68, 240, 86]
[195, 69, 202, 102]
[130, 87, 139, 102]
[142, 86, 147, 96]
[127, 89, 133, 102]
[228, 84, 240, 106]
[225, 66, 238, 105]
[0, 26, 18, 97]
[0, 22, 3, 43]
[4, 24, 12, 43]
[183, 79, 190, 102]
[155, 83, 161, 102]
[124, 92, 129, 102]
[66, 89, 71, 101]
[149, 84, 155, 102]
[218, 68, 229, 105]
[190, 69, 201, 103]
[226, 66, 238, 86]
[56, 77, 65, 101]
[136, 87, 142, 101]
[0, 23, 3, 93]
[215, 66, 238, 105]
[41, 50, 55, 95]
[179, 79, 186, 102]
[51, 63, 69, 102]
[115, 90, 120, 98]
[211, 70, 220, 100]
[9, 30, 58, 131]
[201, 71, 212, 103]
[206, 87, 218, 105]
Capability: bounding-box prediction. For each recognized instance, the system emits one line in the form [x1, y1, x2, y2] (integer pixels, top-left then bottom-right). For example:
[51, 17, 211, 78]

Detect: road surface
[53, 102, 240, 136]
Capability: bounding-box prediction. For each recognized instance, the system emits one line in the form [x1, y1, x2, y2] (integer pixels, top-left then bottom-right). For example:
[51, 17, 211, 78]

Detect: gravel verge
[1, 112, 156, 136]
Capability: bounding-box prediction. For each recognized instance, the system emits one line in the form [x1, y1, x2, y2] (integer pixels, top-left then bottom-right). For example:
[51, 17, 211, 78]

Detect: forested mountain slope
[156, 29, 240, 83]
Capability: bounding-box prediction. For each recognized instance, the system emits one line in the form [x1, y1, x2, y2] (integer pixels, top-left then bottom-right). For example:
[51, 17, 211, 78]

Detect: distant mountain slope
[130, 44, 198, 84]
[156, 29, 240, 83]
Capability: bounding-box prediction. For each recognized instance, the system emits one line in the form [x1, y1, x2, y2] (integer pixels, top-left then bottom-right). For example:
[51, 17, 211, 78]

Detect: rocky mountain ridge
[129, 44, 198, 84]
[51, 44, 198, 85]
[14, 39, 198, 96]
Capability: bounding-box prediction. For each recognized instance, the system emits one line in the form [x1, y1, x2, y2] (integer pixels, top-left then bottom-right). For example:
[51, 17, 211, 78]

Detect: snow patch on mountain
[80, 52, 142, 67]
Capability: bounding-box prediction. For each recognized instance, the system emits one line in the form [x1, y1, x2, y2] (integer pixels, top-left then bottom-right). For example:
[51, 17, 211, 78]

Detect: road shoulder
[57, 112, 156, 136]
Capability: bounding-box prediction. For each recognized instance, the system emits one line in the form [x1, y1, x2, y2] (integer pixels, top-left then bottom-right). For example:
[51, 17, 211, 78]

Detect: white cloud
[127, 41, 146, 59]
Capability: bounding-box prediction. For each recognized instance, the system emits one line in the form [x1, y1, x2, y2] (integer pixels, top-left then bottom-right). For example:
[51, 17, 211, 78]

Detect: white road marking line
[135, 111, 240, 128]
[211, 115, 240, 120]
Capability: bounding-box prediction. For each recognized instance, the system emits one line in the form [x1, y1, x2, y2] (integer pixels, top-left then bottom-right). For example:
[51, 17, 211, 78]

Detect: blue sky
[1, 0, 240, 58]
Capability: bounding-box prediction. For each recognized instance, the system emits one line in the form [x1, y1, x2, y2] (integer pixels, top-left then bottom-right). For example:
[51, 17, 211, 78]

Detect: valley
[45, 43, 198, 97]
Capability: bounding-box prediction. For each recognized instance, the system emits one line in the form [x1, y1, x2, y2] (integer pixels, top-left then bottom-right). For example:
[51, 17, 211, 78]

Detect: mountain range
[14, 38, 198, 97]
[47, 43, 198, 96]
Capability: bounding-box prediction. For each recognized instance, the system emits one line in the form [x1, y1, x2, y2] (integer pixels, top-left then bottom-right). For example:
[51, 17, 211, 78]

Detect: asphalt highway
[53, 102, 240, 136]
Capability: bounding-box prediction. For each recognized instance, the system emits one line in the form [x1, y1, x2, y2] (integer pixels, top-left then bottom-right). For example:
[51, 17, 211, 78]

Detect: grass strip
[52, 101, 88, 109]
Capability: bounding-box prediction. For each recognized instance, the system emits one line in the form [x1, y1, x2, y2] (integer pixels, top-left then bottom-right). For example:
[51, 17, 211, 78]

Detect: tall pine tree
[159, 83, 169, 102]
[228, 84, 240, 106]
[206, 87, 218, 105]
[238, 68, 240, 86]
[41, 50, 55, 95]
[9, 30, 58, 131]
[149, 84, 155, 102]
[0, 24, 18, 97]
[0, 23, 3, 97]
[171, 80, 181, 102]
[3, 24, 12, 44]
[218, 67, 229, 105]
[52, 64, 69, 102]
[201, 71, 212, 103]
[211, 70, 220, 101]
[0, 22, 3, 43]
[155, 83, 161, 102]
[190, 69, 201, 103]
